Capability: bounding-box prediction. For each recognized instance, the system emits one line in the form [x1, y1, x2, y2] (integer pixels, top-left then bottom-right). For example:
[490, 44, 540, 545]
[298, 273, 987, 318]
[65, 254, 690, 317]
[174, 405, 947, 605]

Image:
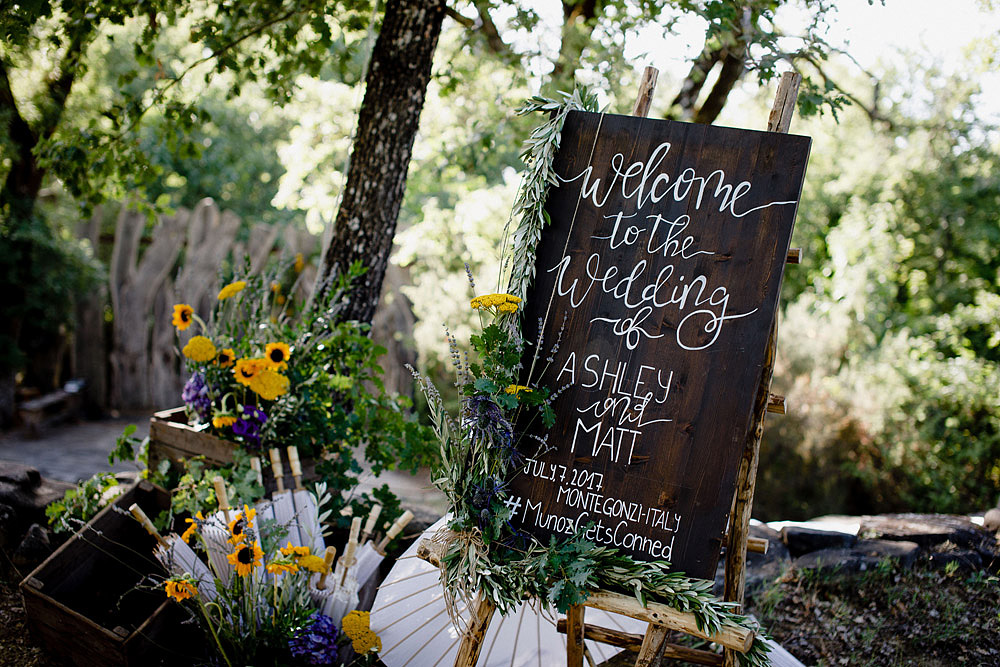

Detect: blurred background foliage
[1, 0, 998, 518]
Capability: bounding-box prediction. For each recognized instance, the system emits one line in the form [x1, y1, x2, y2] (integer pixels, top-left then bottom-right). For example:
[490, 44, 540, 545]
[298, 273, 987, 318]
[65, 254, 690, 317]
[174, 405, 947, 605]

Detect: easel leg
[566, 604, 586, 667]
[455, 594, 497, 667]
[634, 624, 669, 667]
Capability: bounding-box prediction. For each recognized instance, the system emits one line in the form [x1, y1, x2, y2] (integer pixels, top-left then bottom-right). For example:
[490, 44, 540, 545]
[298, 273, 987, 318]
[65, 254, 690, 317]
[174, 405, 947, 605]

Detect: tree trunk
[317, 0, 446, 325]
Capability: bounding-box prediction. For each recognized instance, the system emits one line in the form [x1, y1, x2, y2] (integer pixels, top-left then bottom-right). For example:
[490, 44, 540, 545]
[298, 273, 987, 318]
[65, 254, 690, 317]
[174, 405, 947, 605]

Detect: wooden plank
[508, 107, 811, 579]
[454, 594, 496, 667]
[583, 590, 753, 653]
[566, 604, 586, 667]
[631, 66, 659, 117]
[635, 624, 668, 667]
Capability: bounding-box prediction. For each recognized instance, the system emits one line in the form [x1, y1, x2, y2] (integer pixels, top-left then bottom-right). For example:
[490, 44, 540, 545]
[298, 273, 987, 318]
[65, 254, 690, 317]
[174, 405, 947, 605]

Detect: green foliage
[45, 471, 123, 534]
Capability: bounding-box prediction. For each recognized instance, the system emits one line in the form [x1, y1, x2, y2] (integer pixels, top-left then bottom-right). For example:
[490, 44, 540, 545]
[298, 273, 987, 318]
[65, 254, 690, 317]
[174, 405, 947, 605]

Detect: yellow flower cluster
[217, 280, 246, 300]
[183, 335, 217, 362]
[504, 384, 532, 396]
[251, 369, 290, 401]
[470, 293, 522, 313]
[342, 610, 382, 653]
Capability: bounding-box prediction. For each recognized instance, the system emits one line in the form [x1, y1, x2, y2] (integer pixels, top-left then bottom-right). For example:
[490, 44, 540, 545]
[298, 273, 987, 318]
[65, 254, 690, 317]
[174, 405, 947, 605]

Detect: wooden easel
[420, 68, 803, 667]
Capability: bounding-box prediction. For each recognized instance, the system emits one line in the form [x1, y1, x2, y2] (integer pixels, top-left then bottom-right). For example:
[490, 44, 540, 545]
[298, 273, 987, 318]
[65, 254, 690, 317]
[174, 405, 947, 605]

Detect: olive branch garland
[417, 88, 773, 667]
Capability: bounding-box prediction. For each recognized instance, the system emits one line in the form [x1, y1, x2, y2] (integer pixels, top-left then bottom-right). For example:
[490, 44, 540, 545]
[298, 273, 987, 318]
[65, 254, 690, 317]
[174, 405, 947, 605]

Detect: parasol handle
[376, 510, 414, 554]
[249, 456, 263, 486]
[286, 445, 304, 490]
[316, 546, 337, 590]
[129, 503, 169, 548]
[269, 448, 285, 492]
[212, 476, 231, 523]
[361, 503, 382, 544]
[340, 517, 362, 585]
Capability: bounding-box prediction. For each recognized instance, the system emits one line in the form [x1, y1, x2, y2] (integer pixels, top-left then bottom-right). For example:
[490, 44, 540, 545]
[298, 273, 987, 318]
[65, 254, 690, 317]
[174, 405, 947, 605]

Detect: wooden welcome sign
[507, 110, 811, 580]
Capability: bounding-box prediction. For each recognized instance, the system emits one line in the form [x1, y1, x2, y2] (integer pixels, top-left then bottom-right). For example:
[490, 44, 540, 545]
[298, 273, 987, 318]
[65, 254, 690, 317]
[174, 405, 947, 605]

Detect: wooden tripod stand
[419, 67, 803, 667]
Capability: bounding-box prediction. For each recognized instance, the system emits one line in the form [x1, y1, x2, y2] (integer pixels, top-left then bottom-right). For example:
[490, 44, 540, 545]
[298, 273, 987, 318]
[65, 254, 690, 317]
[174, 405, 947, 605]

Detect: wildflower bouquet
[171, 260, 435, 510]
[160, 501, 381, 666]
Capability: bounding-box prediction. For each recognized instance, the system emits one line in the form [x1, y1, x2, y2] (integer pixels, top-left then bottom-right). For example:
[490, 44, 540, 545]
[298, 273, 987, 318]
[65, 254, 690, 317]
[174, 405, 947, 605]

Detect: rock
[926, 548, 983, 572]
[793, 539, 920, 575]
[984, 508, 1000, 534]
[0, 461, 41, 489]
[793, 547, 876, 575]
[853, 539, 921, 569]
[781, 526, 857, 558]
[0, 461, 74, 537]
[12, 523, 53, 569]
[975, 543, 1000, 574]
[859, 513, 988, 549]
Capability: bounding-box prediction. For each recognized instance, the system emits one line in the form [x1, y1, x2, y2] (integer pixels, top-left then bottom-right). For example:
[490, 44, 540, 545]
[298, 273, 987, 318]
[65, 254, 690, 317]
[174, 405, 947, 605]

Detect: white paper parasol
[268, 447, 298, 546]
[371, 516, 648, 667]
[287, 446, 325, 554]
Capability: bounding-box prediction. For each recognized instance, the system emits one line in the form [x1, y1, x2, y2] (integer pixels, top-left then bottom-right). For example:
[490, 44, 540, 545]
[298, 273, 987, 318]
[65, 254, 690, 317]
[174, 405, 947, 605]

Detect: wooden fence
[73, 199, 415, 411]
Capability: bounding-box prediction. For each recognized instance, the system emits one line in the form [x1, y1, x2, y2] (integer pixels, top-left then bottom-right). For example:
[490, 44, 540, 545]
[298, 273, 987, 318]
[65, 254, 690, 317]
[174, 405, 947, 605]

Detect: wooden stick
[249, 456, 263, 486]
[316, 546, 337, 590]
[128, 503, 169, 548]
[362, 503, 382, 544]
[454, 593, 496, 667]
[584, 590, 754, 653]
[555, 620, 725, 665]
[269, 447, 285, 493]
[635, 624, 669, 667]
[766, 393, 786, 415]
[376, 510, 414, 554]
[286, 446, 304, 490]
[566, 605, 586, 667]
[340, 516, 362, 586]
[786, 248, 802, 264]
[721, 533, 769, 555]
[631, 65, 659, 117]
[212, 475, 232, 524]
[723, 70, 802, 667]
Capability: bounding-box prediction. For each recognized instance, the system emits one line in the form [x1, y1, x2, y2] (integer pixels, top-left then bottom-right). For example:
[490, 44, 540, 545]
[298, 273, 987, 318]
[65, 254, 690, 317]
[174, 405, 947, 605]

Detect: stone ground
[0, 413, 448, 514]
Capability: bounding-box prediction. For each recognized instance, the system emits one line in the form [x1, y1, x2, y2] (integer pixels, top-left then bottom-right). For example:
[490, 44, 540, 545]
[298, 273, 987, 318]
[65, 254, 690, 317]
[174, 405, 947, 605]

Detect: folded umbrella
[129, 503, 216, 600]
[354, 509, 414, 593]
[308, 546, 338, 613]
[287, 445, 325, 554]
[269, 447, 297, 547]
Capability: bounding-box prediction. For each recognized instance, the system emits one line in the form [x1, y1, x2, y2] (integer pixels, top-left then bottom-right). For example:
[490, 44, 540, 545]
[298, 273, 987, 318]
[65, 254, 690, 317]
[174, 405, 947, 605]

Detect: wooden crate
[20, 480, 203, 666]
[148, 407, 321, 492]
[148, 406, 237, 471]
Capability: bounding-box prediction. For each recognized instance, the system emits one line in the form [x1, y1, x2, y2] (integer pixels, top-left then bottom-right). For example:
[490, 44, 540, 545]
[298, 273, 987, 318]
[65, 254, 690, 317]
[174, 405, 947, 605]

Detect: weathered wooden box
[149, 407, 320, 491]
[20, 480, 201, 666]
[148, 406, 237, 470]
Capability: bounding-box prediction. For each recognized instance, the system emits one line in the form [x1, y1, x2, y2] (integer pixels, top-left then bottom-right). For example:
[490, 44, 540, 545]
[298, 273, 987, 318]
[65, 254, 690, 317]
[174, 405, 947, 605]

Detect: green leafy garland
[413, 89, 772, 667]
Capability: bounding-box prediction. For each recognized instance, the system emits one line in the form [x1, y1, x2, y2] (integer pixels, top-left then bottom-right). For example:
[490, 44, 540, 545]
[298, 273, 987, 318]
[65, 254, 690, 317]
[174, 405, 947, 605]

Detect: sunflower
[263, 342, 291, 370]
[298, 554, 326, 573]
[266, 557, 299, 575]
[249, 369, 290, 401]
[164, 579, 198, 602]
[279, 542, 311, 558]
[180, 510, 204, 544]
[212, 414, 236, 429]
[227, 505, 257, 544]
[183, 336, 217, 363]
[216, 348, 235, 368]
[217, 280, 246, 300]
[172, 304, 194, 331]
[227, 540, 263, 577]
[233, 358, 261, 386]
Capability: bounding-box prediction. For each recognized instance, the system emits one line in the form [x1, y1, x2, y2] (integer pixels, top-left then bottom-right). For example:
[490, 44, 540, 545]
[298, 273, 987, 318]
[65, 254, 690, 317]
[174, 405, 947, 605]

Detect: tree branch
[0, 57, 36, 149]
[668, 46, 722, 121]
[693, 52, 745, 125]
[41, 26, 92, 141]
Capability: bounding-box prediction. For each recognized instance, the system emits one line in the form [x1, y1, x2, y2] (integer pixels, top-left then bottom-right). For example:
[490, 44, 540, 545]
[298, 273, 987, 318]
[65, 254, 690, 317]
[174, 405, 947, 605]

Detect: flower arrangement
[170, 260, 435, 514]
[408, 90, 773, 666]
[158, 493, 380, 666]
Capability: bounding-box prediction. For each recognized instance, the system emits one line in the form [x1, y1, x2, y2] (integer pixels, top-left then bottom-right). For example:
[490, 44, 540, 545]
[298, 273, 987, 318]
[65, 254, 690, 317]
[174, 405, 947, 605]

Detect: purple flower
[288, 613, 340, 665]
[232, 404, 268, 450]
[182, 373, 211, 422]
